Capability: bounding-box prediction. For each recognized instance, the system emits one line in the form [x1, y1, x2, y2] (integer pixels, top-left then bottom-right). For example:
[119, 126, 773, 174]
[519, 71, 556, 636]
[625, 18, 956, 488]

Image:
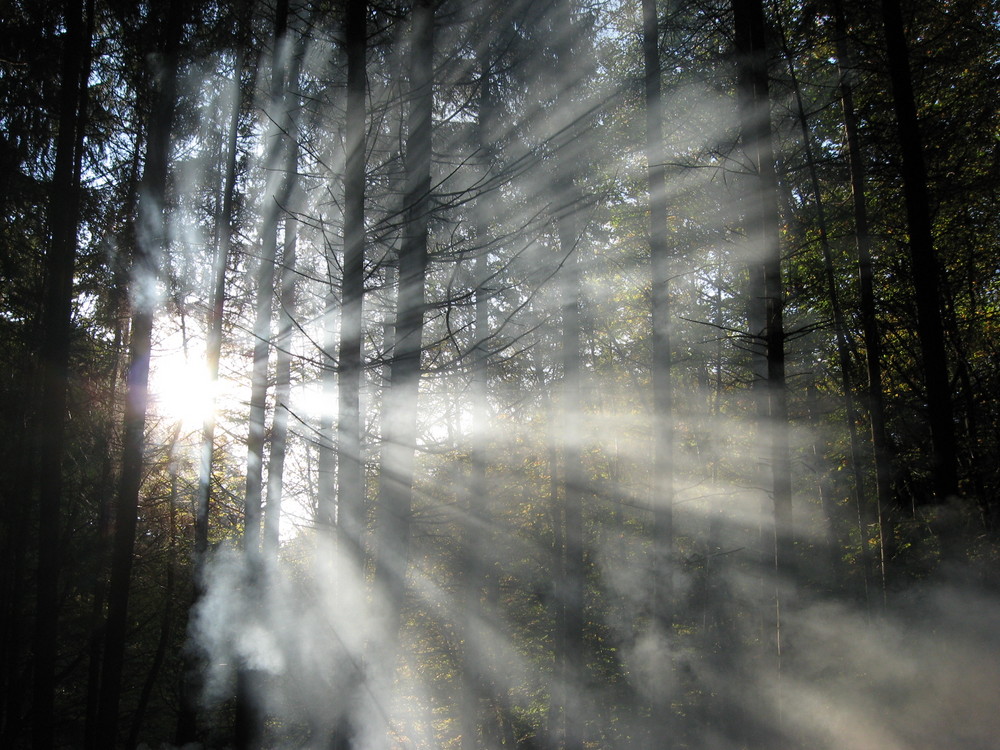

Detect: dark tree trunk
[84, 275, 128, 750]
[460, 44, 496, 750]
[641, 0, 675, 639]
[549, 3, 587, 747]
[831, 0, 894, 589]
[733, 0, 791, 561]
[372, 0, 434, 741]
[337, 0, 367, 564]
[776, 15, 877, 608]
[84, 96, 137, 750]
[641, 0, 677, 742]
[175, 29, 247, 746]
[94, 0, 184, 744]
[127, 426, 181, 749]
[732, 0, 791, 736]
[32, 2, 88, 745]
[880, 0, 958, 502]
[236, 4, 295, 747]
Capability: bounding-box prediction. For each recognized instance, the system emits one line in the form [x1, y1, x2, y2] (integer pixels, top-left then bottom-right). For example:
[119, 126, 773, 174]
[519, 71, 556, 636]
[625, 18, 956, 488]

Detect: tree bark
[244, 0, 292, 562]
[641, 0, 677, 742]
[94, 0, 183, 744]
[732, 0, 791, 736]
[264, 215, 298, 555]
[263, 8, 305, 559]
[549, 3, 587, 747]
[126, 425, 181, 749]
[460, 44, 495, 750]
[641, 0, 675, 640]
[372, 0, 434, 742]
[831, 0, 894, 590]
[336, 0, 367, 565]
[880, 0, 958, 502]
[175, 29, 248, 746]
[236, 4, 295, 747]
[776, 14, 877, 608]
[32, 2, 88, 745]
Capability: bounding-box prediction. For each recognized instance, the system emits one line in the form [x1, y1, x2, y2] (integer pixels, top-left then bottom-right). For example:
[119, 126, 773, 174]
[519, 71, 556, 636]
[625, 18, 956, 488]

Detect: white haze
[126, 2, 1000, 749]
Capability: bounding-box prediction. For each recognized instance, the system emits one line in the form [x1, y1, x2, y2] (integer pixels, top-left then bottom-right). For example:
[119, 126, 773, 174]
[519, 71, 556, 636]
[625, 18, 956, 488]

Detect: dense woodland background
[3, 0, 1000, 747]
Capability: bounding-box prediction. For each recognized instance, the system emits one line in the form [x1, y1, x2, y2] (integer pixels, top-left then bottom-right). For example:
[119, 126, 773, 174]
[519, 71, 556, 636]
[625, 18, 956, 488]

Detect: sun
[149, 327, 217, 429]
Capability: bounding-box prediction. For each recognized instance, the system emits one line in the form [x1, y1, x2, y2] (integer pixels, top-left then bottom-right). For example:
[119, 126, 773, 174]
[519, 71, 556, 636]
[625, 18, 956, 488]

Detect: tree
[732, 0, 791, 737]
[831, 0, 893, 595]
[95, 0, 184, 744]
[176, 12, 252, 744]
[336, 0, 367, 571]
[372, 0, 435, 735]
[879, 0, 958, 504]
[4, 1, 1000, 746]
[31, 1, 90, 745]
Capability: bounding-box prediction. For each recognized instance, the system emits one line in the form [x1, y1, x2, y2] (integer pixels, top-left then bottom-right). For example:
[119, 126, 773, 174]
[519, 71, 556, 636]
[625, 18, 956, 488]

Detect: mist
[4, 0, 1000, 748]
[130, 0, 1000, 745]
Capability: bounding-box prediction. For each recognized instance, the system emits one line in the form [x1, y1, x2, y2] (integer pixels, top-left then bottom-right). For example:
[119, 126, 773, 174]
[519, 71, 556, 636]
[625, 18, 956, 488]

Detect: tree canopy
[2, 0, 1000, 748]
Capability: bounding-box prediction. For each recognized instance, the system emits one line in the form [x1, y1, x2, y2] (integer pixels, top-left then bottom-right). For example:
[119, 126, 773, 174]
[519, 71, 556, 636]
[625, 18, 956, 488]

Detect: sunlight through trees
[2, 0, 1000, 748]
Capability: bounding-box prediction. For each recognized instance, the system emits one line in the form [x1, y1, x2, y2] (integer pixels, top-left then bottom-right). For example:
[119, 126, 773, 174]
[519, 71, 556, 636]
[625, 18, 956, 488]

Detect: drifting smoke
[137, 3, 1000, 749]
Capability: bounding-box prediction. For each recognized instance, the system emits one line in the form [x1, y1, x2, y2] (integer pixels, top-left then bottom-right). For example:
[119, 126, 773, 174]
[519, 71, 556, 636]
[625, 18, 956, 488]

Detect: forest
[2, 0, 1000, 747]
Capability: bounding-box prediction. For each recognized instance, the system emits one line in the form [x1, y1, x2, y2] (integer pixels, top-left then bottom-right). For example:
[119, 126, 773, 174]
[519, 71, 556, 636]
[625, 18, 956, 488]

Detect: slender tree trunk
[539, 354, 565, 750]
[264, 216, 298, 555]
[264, 14, 305, 559]
[832, 0, 894, 591]
[83, 302, 127, 750]
[806, 384, 849, 587]
[733, 0, 791, 738]
[175, 36, 247, 746]
[127, 425, 181, 749]
[641, 0, 675, 640]
[336, 0, 367, 564]
[880, 0, 958, 502]
[32, 3, 88, 745]
[236, 5, 294, 747]
[244, 0, 291, 563]
[641, 0, 677, 742]
[94, 0, 183, 744]
[460, 47, 495, 750]
[777, 17, 877, 608]
[549, 0, 587, 741]
[373, 0, 434, 738]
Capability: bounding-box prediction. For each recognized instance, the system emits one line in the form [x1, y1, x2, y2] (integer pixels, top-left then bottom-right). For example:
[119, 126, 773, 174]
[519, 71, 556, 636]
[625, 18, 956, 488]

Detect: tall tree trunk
[243, 0, 291, 563]
[776, 15, 877, 608]
[236, 4, 294, 747]
[336, 0, 367, 565]
[549, 2, 587, 747]
[94, 0, 183, 744]
[127, 425, 181, 749]
[880, 0, 958, 502]
[641, 0, 675, 649]
[83, 94, 137, 750]
[460, 45, 495, 750]
[264, 215, 298, 555]
[175, 33, 247, 746]
[641, 0, 677, 742]
[832, 0, 894, 590]
[32, 2, 88, 745]
[806, 384, 849, 588]
[83, 267, 129, 750]
[263, 10, 305, 559]
[373, 0, 434, 741]
[733, 0, 791, 736]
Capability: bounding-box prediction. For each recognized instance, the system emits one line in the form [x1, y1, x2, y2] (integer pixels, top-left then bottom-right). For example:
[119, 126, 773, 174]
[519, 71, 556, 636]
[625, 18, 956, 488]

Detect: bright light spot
[149, 327, 216, 429]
